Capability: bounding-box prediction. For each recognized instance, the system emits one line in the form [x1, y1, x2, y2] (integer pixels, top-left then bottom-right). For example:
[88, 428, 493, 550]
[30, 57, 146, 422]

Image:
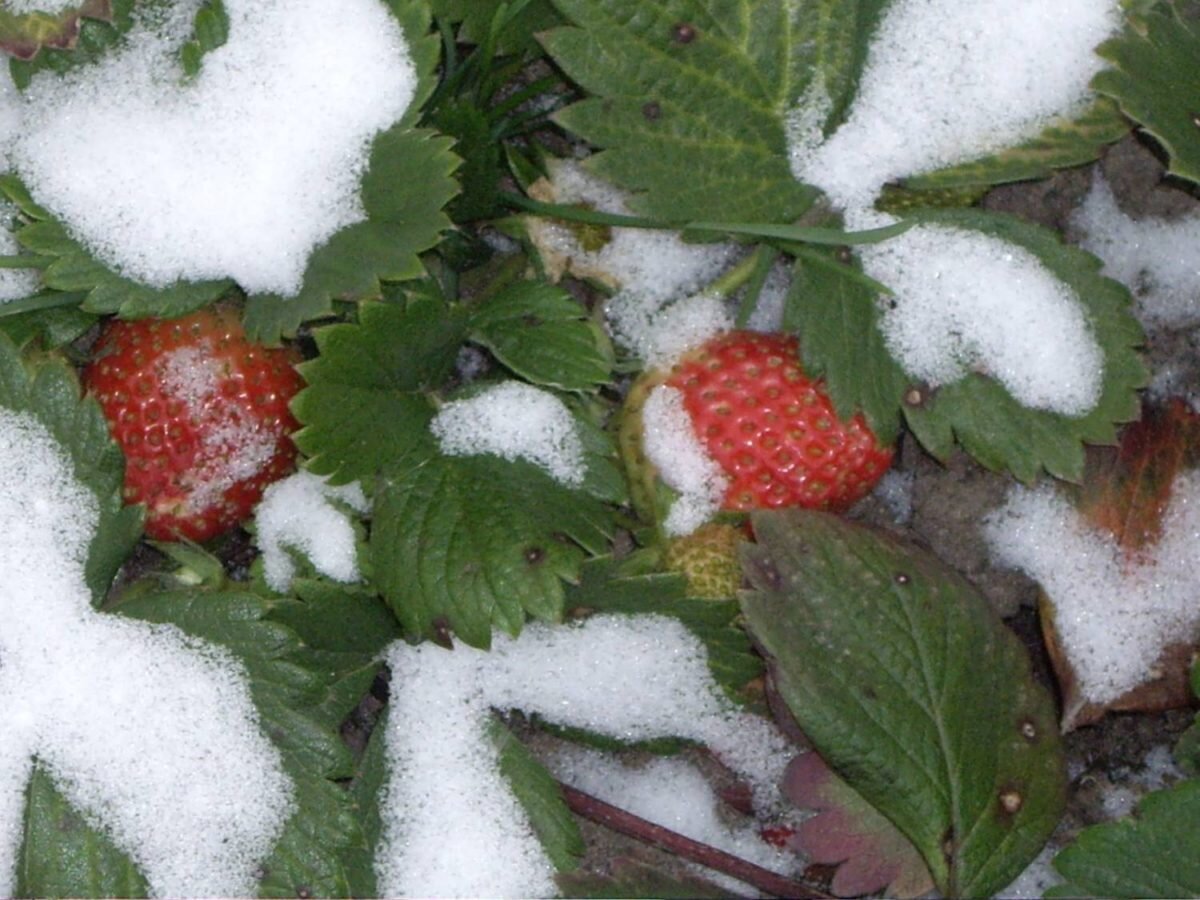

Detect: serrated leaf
[740, 509, 1066, 898]
[783, 752, 933, 898]
[1050, 779, 1200, 898]
[432, 98, 504, 222]
[543, 0, 839, 222]
[0, 0, 112, 62]
[564, 555, 762, 701]
[893, 209, 1146, 483]
[468, 280, 613, 391]
[785, 247, 907, 443]
[293, 297, 467, 484]
[1091, 8, 1200, 188]
[110, 588, 374, 897]
[490, 718, 584, 872]
[372, 452, 614, 647]
[902, 98, 1129, 191]
[16, 766, 147, 899]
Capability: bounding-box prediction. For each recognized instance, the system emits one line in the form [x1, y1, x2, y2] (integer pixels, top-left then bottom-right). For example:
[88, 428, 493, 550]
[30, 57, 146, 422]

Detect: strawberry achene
[82, 307, 302, 542]
[666, 331, 892, 512]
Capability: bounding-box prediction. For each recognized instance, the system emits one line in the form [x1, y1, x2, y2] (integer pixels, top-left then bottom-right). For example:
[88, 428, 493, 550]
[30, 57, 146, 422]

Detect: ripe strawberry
[82, 306, 302, 542]
[621, 331, 893, 526]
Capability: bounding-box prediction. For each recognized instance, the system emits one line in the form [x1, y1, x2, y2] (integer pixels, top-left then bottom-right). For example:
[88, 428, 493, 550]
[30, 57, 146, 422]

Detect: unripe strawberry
[664, 522, 747, 600]
[620, 331, 893, 531]
[82, 307, 302, 542]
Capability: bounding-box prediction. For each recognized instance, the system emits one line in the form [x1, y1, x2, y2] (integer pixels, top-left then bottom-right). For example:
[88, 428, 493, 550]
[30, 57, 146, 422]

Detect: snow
[159, 343, 279, 514]
[983, 472, 1200, 710]
[792, 0, 1120, 211]
[0, 212, 38, 303]
[1073, 174, 1200, 328]
[7, 0, 416, 297]
[0, 409, 291, 897]
[547, 746, 798, 890]
[641, 385, 728, 536]
[528, 159, 736, 367]
[4, 1, 80, 10]
[860, 219, 1104, 415]
[376, 614, 794, 898]
[255, 471, 369, 592]
[431, 381, 586, 487]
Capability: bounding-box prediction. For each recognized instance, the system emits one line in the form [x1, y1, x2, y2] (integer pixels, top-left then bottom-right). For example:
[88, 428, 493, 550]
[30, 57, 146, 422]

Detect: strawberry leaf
[0, 0, 113, 62]
[108, 587, 375, 898]
[740, 509, 1066, 898]
[894, 209, 1145, 483]
[293, 296, 468, 485]
[542, 0, 850, 222]
[1050, 779, 1200, 898]
[17, 766, 146, 898]
[783, 752, 933, 898]
[1090, 7, 1200, 188]
[372, 452, 615, 647]
[468, 281, 613, 392]
[0, 333, 140, 603]
[430, 0, 564, 55]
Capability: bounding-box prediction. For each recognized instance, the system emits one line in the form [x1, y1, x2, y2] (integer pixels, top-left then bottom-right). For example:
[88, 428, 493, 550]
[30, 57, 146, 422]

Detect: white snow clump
[431, 381, 587, 487]
[255, 470, 370, 592]
[7, 0, 417, 296]
[0, 409, 292, 897]
[375, 613, 793, 898]
[641, 384, 728, 536]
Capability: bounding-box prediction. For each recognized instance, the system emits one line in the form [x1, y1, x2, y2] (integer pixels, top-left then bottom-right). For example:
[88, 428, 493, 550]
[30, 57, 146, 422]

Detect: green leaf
[344, 710, 388, 899]
[902, 98, 1129, 191]
[293, 296, 468, 484]
[490, 718, 584, 872]
[543, 0, 834, 222]
[111, 588, 374, 897]
[896, 209, 1146, 482]
[0, 335, 141, 602]
[468, 281, 613, 391]
[432, 98, 504, 222]
[430, 0, 565, 55]
[16, 766, 147, 899]
[740, 509, 1066, 898]
[372, 452, 615, 647]
[1091, 8, 1200, 187]
[0, 0, 113, 63]
[179, 0, 227, 77]
[1051, 779, 1200, 898]
[785, 246, 907, 444]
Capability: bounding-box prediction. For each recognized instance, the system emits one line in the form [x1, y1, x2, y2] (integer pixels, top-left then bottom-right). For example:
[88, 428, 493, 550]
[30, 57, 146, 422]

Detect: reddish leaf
[0, 1, 112, 61]
[782, 753, 933, 898]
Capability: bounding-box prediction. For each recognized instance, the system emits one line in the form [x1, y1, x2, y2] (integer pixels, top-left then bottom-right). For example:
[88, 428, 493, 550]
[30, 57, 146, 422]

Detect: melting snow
[1073, 173, 1200, 328]
[376, 614, 793, 898]
[0, 409, 291, 897]
[255, 470, 369, 592]
[861, 219, 1104, 415]
[431, 381, 587, 487]
[641, 385, 728, 536]
[793, 0, 1121, 211]
[7, 0, 417, 296]
[983, 473, 1200, 710]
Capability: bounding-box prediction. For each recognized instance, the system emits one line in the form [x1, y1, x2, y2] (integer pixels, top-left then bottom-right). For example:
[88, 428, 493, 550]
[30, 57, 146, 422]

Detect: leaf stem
[558, 782, 829, 899]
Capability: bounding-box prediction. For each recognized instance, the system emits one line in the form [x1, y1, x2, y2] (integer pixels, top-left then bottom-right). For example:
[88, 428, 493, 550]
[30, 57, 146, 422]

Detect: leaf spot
[642, 101, 662, 121]
[524, 545, 546, 566]
[903, 383, 931, 407]
[1019, 718, 1038, 741]
[670, 22, 697, 44]
[1192, 112, 1200, 129]
[999, 788, 1023, 815]
[894, 571, 911, 585]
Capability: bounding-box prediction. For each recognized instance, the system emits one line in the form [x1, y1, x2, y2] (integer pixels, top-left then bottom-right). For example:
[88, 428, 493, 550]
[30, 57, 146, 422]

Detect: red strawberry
[621, 331, 893, 527]
[82, 306, 302, 542]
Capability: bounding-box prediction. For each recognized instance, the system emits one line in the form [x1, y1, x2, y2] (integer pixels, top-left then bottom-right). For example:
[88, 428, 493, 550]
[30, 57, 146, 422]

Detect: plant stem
[558, 782, 830, 899]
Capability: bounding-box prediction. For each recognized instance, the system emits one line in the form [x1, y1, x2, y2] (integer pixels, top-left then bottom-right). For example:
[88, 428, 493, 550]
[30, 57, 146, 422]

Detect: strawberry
[664, 521, 747, 599]
[621, 331, 893, 528]
[82, 306, 303, 542]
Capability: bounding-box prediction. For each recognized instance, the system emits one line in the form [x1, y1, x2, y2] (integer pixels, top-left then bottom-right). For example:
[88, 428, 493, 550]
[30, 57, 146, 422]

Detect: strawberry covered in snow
[82, 306, 302, 542]
[621, 330, 893, 536]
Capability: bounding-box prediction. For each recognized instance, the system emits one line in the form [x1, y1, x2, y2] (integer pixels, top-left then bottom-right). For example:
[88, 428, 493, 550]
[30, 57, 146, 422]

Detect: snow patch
[983, 473, 1200, 708]
[255, 471, 369, 592]
[9, 0, 417, 296]
[431, 381, 586, 487]
[0, 211, 38, 303]
[376, 614, 793, 898]
[1073, 174, 1200, 328]
[0, 409, 291, 897]
[642, 385, 728, 536]
[607, 291, 733, 369]
[863, 221, 1104, 415]
[793, 0, 1120, 210]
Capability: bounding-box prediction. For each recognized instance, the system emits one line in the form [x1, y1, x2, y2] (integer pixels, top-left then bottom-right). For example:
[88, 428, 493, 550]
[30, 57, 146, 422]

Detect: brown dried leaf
[0, 1, 112, 61]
